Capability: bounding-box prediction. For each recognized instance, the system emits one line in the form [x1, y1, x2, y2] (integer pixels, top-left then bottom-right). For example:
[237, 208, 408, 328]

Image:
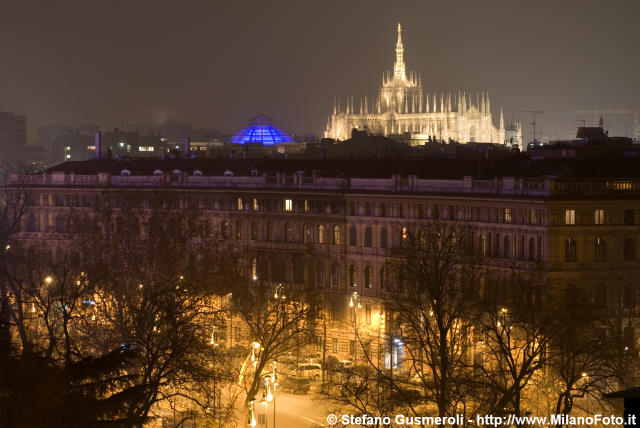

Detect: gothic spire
[394, 23, 406, 80]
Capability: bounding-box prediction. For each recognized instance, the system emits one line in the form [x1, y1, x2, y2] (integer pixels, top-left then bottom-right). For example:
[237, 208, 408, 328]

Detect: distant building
[0, 112, 27, 168]
[324, 24, 522, 149]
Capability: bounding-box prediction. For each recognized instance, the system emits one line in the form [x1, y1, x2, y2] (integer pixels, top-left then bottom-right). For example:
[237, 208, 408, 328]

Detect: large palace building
[324, 24, 523, 148]
[8, 155, 640, 364]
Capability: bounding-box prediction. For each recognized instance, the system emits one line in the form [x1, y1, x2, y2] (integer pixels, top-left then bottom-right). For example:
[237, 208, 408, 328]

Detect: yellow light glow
[31, 303, 36, 313]
[349, 297, 354, 307]
[44, 276, 53, 284]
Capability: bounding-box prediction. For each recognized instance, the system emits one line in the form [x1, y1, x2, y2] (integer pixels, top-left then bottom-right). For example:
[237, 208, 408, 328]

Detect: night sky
[1, 0, 639, 142]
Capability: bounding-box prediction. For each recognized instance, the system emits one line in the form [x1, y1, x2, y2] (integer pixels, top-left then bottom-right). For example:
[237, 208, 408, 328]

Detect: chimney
[94, 131, 102, 160]
[184, 137, 191, 159]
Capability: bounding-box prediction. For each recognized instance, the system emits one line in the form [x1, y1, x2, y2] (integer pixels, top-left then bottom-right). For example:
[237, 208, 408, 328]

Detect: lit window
[594, 209, 604, 225]
[503, 208, 512, 223]
[304, 200, 310, 212]
[318, 225, 325, 244]
[65, 154, 71, 159]
[332, 225, 341, 245]
[565, 209, 575, 225]
[65, 146, 70, 150]
[237, 198, 243, 210]
[284, 199, 293, 212]
[252, 198, 259, 211]
[402, 227, 407, 242]
[251, 257, 257, 280]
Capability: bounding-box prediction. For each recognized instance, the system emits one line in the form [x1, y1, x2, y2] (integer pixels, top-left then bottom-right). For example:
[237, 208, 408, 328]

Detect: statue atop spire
[394, 23, 406, 80]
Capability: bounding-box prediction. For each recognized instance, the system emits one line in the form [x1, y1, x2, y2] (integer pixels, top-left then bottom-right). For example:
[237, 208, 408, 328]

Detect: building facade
[324, 24, 523, 149]
[8, 159, 640, 364]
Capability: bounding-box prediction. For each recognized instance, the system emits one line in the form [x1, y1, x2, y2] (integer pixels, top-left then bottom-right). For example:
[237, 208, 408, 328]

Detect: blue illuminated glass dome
[230, 115, 293, 146]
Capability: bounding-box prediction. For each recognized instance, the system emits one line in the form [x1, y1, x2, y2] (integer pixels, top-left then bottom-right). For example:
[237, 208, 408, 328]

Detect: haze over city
[1, 0, 639, 141]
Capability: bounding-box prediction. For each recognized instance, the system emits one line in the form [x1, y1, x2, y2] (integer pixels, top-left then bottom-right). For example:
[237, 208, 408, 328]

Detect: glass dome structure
[230, 115, 293, 146]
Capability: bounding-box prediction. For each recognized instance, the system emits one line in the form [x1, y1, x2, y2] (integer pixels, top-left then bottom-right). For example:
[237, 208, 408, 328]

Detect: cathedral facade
[325, 24, 523, 148]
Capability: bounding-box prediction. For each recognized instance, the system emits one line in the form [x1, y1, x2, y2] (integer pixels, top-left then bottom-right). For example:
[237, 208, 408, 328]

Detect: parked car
[296, 363, 322, 381]
[280, 376, 310, 394]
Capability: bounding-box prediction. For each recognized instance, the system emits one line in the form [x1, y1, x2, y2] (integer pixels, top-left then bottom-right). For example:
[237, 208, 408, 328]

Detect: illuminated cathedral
[325, 24, 523, 148]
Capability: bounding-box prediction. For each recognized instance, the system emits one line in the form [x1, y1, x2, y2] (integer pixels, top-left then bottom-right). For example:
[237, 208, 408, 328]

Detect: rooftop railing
[6, 171, 640, 197]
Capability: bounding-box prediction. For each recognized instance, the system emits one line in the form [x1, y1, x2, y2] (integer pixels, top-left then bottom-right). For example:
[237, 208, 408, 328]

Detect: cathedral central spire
[394, 23, 406, 80]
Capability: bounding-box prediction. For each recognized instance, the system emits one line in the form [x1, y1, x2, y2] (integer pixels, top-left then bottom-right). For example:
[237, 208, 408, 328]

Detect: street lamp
[273, 283, 285, 300]
[349, 291, 361, 309]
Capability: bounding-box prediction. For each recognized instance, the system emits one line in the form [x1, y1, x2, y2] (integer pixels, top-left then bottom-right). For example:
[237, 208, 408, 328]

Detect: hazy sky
[1, 0, 639, 143]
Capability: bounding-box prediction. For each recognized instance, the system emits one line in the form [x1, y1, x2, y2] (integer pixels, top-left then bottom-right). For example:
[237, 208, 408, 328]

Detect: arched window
[364, 227, 373, 247]
[624, 238, 636, 261]
[528, 238, 535, 261]
[349, 226, 357, 246]
[349, 264, 357, 287]
[380, 228, 388, 249]
[332, 225, 341, 245]
[565, 237, 577, 262]
[318, 225, 325, 244]
[595, 237, 607, 261]
[284, 223, 293, 242]
[379, 266, 385, 290]
[331, 261, 340, 287]
[251, 221, 257, 240]
[503, 235, 511, 259]
[364, 265, 372, 288]
[220, 220, 229, 240]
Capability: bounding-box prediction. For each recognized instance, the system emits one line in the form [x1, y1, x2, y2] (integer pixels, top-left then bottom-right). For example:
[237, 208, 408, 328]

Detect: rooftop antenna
[523, 110, 543, 143]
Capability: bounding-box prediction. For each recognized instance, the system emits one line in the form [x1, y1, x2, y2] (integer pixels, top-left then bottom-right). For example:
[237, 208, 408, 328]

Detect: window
[251, 221, 257, 240]
[624, 239, 636, 261]
[595, 237, 607, 261]
[349, 265, 357, 287]
[349, 226, 357, 246]
[303, 224, 311, 243]
[528, 238, 535, 261]
[594, 284, 607, 309]
[503, 208, 512, 223]
[284, 223, 293, 242]
[380, 228, 388, 248]
[349, 340, 356, 356]
[236, 198, 243, 210]
[266, 222, 274, 241]
[624, 284, 636, 310]
[379, 266, 385, 290]
[364, 265, 372, 288]
[503, 235, 511, 259]
[316, 261, 324, 287]
[332, 338, 338, 353]
[332, 225, 341, 245]
[252, 198, 259, 211]
[594, 209, 605, 225]
[565, 237, 577, 262]
[479, 234, 488, 257]
[331, 262, 340, 287]
[401, 227, 408, 246]
[565, 209, 575, 225]
[284, 199, 293, 212]
[625, 209, 635, 225]
[364, 227, 373, 247]
[366, 304, 372, 325]
[304, 200, 310, 212]
[235, 220, 242, 240]
[251, 257, 257, 280]
[318, 225, 325, 244]
[220, 221, 229, 240]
